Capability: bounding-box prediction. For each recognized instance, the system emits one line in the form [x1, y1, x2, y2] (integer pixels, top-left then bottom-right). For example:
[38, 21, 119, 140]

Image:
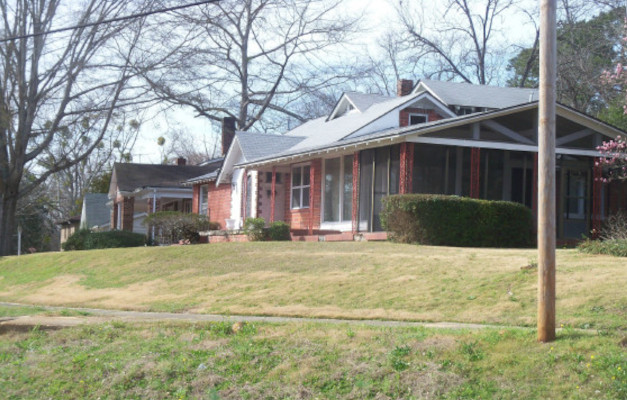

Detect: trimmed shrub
[578, 239, 627, 257]
[268, 221, 291, 241]
[380, 194, 534, 248]
[62, 229, 145, 251]
[143, 211, 219, 244]
[62, 229, 91, 251]
[243, 217, 267, 241]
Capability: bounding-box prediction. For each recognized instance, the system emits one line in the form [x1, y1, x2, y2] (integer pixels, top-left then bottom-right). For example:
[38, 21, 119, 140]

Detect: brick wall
[284, 159, 322, 232]
[208, 183, 232, 228]
[399, 107, 444, 127]
[192, 185, 200, 214]
[121, 197, 134, 231]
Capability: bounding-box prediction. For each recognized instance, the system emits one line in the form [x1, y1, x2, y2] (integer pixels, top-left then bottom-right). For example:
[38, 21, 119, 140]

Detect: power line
[0, 0, 221, 43]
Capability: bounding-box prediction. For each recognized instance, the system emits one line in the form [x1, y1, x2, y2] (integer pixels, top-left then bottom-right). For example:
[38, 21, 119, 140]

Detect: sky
[132, 0, 542, 164]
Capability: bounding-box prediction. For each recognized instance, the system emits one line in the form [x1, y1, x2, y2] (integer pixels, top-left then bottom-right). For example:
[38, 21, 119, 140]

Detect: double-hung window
[199, 184, 209, 215]
[291, 165, 310, 209]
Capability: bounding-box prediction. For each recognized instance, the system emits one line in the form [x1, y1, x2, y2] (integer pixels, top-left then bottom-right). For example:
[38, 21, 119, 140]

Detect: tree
[397, 0, 533, 85]
[507, 5, 624, 112]
[139, 0, 361, 132]
[0, 1, 152, 255]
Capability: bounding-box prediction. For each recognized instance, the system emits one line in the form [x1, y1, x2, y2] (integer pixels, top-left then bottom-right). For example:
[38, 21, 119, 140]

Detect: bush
[268, 221, 291, 241]
[243, 217, 267, 241]
[143, 211, 219, 245]
[62, 229, 91, 251]
[578, 239, 627, 257]
[380, 194, 534, 248]
[600, 211, 627, 241]
[62, 229, 146, 251]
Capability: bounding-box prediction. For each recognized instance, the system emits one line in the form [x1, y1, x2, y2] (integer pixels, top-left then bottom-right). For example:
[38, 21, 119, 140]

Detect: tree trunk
[0, 190, 18, 256]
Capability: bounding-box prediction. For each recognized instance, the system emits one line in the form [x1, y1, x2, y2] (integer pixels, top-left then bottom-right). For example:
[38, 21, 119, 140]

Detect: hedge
[380, 194, 534, 248]
[63, 229, 146, 251]
[578, 239, 627, 257]
[143, 211, 220, 244]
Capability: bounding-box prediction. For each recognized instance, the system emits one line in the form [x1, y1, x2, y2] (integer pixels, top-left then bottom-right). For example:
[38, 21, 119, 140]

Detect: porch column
[399, 142, 415, 194]
[407, 143, 414, 192]
[241, 169, 247, 220]
[532, 153, 538, 218]
[399, 143, 408, 194]
[270, 167, 276, 223]
[352, 151, 360, 235]
[470, 148, 481, 198]
[592, 158, 603, 237]
[309, 162, 315, 235]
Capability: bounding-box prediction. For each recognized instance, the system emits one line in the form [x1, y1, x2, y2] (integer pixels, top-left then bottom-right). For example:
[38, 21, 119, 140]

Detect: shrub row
[243, 218, 291, 241]
[63, 229, 146, 251]
[380, 194, 534, 248]
[143, 211, 220, 244]
[578, 239, 627, 257]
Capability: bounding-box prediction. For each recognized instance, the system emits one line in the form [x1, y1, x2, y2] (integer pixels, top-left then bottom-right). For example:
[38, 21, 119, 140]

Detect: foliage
[143, 212, 219, 245]
[596, 135, 627, 182]
[601, 212, 627, 241]
[243, 217, 267, 241]
[87, 170, 113, 194]
[380, 194, 534, 248]
[578, 239, 627, 257]
[62, 230, 146, 251]
[268, 221, 291, 241]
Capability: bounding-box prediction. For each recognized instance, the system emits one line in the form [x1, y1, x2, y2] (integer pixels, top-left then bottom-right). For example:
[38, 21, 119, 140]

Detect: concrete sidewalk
[0, 301, 530, 331]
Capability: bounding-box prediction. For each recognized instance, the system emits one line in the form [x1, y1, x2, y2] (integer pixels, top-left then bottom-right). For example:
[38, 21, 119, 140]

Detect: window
[323, 155, 353, 222]
[291, 165, 310, 209]
[199, 185, 208, 215]
[409, 113, 428, 125]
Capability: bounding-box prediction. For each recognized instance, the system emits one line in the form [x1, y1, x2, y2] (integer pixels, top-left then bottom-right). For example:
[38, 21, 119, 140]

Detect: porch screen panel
[481, 149, 504, 200]
[359, 149, 374, 230]
[342, 155, 354, 221]
[389, 145, 400, 195]
[412, 144, 454, 195]
[324, 157, 341, 222]
[373, 147, 390, 231]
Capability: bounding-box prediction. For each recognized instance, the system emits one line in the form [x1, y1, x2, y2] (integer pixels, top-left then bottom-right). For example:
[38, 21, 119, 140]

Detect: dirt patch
[0, 315, 89, 334]
[13, 275, 180, 310]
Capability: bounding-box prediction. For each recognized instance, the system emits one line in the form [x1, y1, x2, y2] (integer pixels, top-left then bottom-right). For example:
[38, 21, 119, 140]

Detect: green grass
[0, 320, 625, 399]
[1, 242, 626, 329]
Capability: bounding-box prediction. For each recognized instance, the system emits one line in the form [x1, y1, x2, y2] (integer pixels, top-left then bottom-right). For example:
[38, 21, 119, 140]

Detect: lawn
[0, 318, 625, 399]
[1, 242, 625, 330]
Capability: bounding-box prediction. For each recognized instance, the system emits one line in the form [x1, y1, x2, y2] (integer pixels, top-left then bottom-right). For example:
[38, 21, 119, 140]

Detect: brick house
[189, 79, 627, 240]
[108, 158, 221, 234]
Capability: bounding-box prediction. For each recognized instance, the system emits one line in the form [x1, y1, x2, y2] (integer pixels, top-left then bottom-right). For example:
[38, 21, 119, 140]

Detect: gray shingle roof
[236, 131, 305, 162]
[416, 79, 538, 109]
[81, 193, 110, 228]
[113, 163, 219, 192]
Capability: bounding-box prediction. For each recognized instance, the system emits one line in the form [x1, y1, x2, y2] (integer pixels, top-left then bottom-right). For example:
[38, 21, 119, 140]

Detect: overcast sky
[132, 0, 542, 163]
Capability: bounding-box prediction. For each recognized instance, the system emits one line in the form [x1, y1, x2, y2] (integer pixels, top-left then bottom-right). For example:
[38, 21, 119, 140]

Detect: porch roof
[237, 102, 625, 168]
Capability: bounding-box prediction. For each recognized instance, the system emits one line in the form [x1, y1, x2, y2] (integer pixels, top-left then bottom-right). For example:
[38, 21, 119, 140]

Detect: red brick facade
[284, 159, 322, 232]
[192, 185, 200, 214]
[208, 183, 232, 228]
[121, 197, 134, 231]
[399, 108, 444, 127]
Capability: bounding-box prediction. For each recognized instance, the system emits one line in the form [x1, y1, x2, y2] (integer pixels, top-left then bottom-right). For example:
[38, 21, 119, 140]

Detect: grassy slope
[0, 320, 625, 399]
[1, 242, 625, 329]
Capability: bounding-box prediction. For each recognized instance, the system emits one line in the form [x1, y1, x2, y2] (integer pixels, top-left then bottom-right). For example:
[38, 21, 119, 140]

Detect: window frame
[408, 113, 429, 125]
[199, 184, 209, 216]
[290, 164, 311, 210]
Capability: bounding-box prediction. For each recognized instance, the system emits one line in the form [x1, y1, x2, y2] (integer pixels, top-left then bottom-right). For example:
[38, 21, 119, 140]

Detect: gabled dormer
[327, 94, 360, 121]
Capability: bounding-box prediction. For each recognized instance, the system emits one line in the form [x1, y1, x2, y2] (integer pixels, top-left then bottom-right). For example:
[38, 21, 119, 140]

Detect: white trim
[290, 164, 311, 210]
[320, 221, 352, 231]
[407, 136, 602, 157]
[556, 128, 593, 146]
[407, 112, 429, 125]
[481, 120, 535, 145]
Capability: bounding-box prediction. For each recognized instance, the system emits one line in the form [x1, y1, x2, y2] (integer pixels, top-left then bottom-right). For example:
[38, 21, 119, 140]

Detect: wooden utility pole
[537, 0, 557, 342]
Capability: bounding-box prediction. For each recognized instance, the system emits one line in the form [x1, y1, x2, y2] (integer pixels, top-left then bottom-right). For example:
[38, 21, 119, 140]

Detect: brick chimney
[176, 157, 186, 166]
[397, 79, 413, 97]
[221, 117, 237, 156]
